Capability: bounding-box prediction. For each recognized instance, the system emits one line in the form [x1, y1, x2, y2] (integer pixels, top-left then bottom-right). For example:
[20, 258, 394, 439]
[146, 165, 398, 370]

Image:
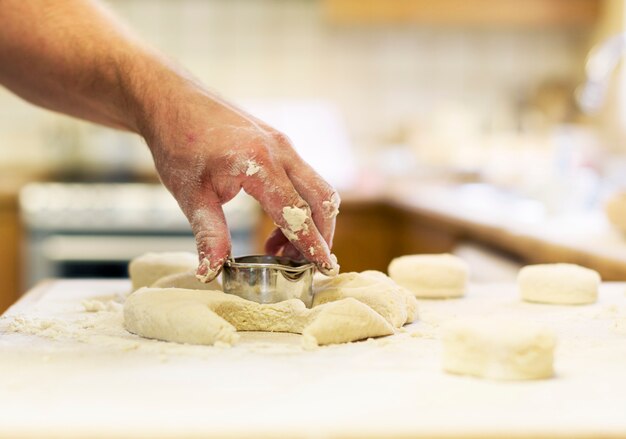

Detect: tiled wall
[0, 0, 590, 170]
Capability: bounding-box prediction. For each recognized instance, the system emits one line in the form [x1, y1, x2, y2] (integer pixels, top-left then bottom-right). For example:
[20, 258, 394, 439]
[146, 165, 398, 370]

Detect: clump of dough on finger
[281, 205, 310, 240]
[322, 192, 341, 219]
[196, 254, 223, 283]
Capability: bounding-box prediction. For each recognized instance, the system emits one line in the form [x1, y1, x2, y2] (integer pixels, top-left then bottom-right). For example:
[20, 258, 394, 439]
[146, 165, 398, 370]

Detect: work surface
[1, 280, 625, 439]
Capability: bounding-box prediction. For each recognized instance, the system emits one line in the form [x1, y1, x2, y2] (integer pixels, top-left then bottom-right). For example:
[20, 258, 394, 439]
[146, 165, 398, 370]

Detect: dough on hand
[388, 254, 468, 299]
[151, 270, 222, 291]
[442, 318, 556, 380]
[128, 252, 198, 291]
[124, 288, 394, 347]
[313, 270, 418, 327]
[518, 263, 600, 305]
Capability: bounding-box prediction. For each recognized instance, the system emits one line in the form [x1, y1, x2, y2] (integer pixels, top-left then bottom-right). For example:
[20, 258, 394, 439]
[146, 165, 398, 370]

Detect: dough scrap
[128, 252, 197, 291]
[152, 270, 222, 292]
[124, 289, 238, 346]
[124, 288, 394, 347]
[388, 254, 468, 299]
[518, 263, 600, 305]
[442, 317, 556, 380]
[313, 270, 418, 327]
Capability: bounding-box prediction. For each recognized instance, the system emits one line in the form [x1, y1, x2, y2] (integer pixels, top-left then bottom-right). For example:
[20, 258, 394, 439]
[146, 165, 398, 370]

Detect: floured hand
[140, 83, 340, 282]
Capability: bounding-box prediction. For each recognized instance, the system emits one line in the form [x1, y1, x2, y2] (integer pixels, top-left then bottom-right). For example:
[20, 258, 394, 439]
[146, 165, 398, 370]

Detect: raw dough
[313, 270, 418, 327]
[518, 263, 600, 305]
[151, 270, 222, 291]
[605, 191, 626, 233]
[124, 288, 394, 348]
[388, 254, 469, 299]
[442, 318, 556, 380]
[128, 252, 197, 291]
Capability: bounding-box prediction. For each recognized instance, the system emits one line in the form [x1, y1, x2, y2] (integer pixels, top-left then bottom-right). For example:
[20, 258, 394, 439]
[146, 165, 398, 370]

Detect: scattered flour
[82, 300, 123, 313]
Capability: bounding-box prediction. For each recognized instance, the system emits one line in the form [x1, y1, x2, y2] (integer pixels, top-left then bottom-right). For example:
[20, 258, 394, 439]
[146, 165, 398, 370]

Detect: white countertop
[383, 182, 626, 278]
[1, 279, 626, 438]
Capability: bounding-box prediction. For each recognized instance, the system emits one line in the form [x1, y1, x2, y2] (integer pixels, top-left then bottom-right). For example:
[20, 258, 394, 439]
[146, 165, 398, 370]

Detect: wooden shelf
[322, 0, 601, 27]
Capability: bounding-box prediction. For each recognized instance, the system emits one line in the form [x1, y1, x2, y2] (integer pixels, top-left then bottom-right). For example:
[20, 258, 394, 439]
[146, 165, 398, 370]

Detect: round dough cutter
[222, 255, 315, 307]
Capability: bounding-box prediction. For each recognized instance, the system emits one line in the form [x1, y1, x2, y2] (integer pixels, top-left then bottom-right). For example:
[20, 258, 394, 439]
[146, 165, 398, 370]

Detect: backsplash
[0, 0, 590, 171]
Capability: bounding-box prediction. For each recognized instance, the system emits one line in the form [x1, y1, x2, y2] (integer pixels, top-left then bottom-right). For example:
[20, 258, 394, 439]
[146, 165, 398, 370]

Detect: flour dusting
[322, 193, 340, 219]
[245, 159, 261, 176]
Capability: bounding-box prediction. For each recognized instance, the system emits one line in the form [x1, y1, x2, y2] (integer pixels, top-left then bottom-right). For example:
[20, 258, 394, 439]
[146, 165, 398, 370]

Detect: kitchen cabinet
[256, 198, 406, 273]
[323, 0, 601, 27]
[0, 192, 21, 313]
[256, 185, 626, 280]
[255, 195, 462, 273]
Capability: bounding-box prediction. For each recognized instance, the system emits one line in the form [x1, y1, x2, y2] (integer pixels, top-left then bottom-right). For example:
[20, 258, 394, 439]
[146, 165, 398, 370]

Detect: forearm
[0, 0, 340, 276]
[0, 0, 185, 133]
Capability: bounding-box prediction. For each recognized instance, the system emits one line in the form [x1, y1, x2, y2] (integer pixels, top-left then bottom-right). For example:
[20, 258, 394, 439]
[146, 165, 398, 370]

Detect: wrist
[116, 50, 201, 141]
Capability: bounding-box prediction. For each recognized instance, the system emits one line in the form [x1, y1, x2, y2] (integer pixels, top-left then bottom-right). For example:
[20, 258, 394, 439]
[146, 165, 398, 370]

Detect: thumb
[188, 203, 231, 283]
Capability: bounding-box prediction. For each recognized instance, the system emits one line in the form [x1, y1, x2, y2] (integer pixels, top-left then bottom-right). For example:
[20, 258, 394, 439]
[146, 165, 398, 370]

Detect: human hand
[141, 85, 340, 282]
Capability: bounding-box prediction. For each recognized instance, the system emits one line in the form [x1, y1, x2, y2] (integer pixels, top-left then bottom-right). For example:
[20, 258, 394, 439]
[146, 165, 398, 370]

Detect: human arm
[0, 0, 340, 279]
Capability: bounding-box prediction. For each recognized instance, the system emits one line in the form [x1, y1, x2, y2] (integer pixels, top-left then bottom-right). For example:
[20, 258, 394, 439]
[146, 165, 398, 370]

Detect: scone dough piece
[442, 318, 556, 380]
[313, 270, 418, 327]
[124, 288, 238, 346]
[124, 288, 394, 347]
[304, 298, 395, 348]
[152, 270, 222, 291]
[361, 270, 419, 324]
[128, 252, 198, 291]
[518, 263, 600, 305]
[388, 254, 469, 299]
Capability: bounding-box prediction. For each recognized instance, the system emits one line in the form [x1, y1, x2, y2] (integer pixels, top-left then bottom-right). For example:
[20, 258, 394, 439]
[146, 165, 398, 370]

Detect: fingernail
[196, 260, 208, 276]
[318, 254, 340, 276]
[195, 256, 223, 283]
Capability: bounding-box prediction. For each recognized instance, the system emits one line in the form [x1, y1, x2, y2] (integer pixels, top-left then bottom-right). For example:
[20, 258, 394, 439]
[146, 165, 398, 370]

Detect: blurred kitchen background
[2, 0, 626, 312]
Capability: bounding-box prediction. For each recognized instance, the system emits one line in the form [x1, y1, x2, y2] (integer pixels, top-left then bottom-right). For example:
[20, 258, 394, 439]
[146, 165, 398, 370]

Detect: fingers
[265, 227, 303, 261]
[242, 166, 338, 275]
[282, 152, 340, 247]
[186, 200, 232, 283]
[265, 227, 289, 255]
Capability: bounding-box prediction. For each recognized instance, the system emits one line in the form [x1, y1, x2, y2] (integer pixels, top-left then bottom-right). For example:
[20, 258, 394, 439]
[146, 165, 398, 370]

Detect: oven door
[26, 234, 197, 286]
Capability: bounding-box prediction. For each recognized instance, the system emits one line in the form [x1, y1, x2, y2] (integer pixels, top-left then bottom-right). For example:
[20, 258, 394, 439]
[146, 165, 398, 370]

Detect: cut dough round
[388, 254, 468, 299]
[442, 318, 556, 380]
[151, 270, 222, 292]
[605, 191, 626, 233]
[313, 270, 418, 327]
[128, 252, 198, 291]
[518, 263, 600, 305]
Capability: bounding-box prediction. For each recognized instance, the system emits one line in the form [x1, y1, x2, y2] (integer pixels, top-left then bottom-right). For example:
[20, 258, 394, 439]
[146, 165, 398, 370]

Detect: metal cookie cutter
[222, 255, 315, 307]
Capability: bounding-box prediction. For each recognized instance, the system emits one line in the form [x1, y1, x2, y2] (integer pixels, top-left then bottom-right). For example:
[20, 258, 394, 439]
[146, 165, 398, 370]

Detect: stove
[19, 183, 258, 287]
